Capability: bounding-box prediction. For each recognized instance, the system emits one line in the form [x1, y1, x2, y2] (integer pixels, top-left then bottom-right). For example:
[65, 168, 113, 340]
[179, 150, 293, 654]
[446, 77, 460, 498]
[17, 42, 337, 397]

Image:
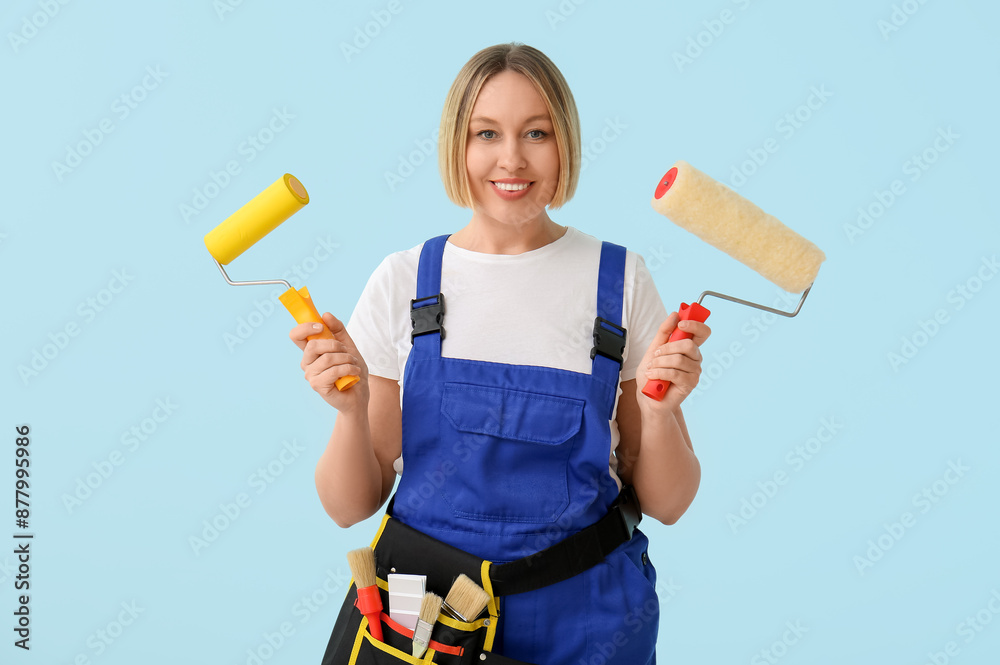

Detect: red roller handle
[641, 302, 711, 400]
[356, 584, 384, 641]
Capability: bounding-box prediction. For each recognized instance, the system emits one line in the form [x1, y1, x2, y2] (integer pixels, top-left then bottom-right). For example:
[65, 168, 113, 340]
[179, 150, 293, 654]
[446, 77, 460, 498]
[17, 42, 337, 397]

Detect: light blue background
[3, 1, 999, 663]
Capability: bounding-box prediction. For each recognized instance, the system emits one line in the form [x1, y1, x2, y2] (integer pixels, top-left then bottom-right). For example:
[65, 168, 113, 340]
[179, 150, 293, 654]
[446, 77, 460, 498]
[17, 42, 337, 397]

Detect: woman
[291, 42, 709, 665]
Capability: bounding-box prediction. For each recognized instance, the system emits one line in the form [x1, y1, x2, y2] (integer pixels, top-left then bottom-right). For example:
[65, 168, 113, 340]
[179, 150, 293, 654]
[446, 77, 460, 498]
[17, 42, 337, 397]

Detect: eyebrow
[470, 114, 552, 125]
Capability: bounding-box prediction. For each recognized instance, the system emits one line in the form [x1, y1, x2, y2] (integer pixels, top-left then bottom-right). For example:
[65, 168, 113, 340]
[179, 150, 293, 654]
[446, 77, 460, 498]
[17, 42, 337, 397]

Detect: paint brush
[441, 574, 491, 622]
[346, 547, 384, 641]
[411, 592, 443, 658]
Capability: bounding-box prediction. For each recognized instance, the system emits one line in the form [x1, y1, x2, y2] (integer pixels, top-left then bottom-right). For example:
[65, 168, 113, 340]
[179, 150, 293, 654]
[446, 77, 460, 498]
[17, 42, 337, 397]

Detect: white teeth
[492, 181, 529, 191]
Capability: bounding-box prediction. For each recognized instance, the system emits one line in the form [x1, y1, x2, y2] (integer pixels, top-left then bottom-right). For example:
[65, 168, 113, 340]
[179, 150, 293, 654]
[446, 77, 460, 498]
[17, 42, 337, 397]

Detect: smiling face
[465, 70, 560, 229]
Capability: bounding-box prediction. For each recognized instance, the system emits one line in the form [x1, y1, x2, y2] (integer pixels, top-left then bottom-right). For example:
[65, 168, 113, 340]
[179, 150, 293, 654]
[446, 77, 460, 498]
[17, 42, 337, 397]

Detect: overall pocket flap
[441, 383, 584, 445]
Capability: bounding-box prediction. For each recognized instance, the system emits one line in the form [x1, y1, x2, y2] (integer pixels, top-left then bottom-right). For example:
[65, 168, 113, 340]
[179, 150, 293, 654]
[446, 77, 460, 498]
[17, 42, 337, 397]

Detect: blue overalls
[392, 235, 659, 665]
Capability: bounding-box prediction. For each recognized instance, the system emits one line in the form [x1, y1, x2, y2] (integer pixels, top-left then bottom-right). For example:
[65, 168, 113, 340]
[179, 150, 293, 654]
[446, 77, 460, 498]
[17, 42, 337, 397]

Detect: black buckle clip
[590, 316, 627, 366]
[410, 293, 445, 342]
[612, 484, 642, 541]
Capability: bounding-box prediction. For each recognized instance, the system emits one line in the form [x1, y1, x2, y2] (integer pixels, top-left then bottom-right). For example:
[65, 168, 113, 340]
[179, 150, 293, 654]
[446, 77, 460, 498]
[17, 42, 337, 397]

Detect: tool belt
[319, 485, 642, 665]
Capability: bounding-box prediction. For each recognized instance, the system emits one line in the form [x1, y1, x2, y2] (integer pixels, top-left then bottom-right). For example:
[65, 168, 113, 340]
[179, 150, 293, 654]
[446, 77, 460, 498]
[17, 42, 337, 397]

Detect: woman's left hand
[636, 311, 712, 415]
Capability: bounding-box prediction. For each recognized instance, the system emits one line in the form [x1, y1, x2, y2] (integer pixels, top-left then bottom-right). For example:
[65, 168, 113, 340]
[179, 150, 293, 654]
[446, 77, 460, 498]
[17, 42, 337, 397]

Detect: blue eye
[527, 130, 547, 139]
[477, 130, 497, 139]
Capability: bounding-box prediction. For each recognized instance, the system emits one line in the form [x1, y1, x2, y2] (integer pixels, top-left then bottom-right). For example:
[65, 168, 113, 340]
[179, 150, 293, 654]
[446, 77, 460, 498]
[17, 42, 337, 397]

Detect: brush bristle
[411, 594, 442, 659]
[419, 592, 443, 624]
[346, 547, 377, 588]
[443, 574, 490, 621]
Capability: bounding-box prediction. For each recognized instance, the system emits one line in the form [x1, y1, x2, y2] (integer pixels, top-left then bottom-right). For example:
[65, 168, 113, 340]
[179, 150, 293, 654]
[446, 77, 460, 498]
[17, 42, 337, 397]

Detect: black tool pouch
[320, 486, 641, 665]
[320, 514, 525, 665]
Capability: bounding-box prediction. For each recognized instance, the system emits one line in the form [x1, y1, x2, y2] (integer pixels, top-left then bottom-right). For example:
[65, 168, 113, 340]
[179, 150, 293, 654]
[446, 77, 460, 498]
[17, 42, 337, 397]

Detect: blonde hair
[438, 43, 581, 210]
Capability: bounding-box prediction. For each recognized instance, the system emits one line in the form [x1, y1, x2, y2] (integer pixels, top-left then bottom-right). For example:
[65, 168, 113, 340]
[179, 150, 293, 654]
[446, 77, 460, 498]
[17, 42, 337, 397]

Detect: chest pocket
[438, 382, 584, 524]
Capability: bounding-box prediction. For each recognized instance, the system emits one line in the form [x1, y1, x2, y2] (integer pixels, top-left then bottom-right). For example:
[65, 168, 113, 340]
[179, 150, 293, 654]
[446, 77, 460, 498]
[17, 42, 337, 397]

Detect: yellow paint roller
[643, 160, 826, 400]
[205, 174, 358, 391]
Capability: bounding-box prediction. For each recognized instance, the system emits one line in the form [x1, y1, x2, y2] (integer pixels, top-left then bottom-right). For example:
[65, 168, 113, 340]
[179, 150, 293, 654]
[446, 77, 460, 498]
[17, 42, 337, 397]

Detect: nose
[496, 137, 526, 172]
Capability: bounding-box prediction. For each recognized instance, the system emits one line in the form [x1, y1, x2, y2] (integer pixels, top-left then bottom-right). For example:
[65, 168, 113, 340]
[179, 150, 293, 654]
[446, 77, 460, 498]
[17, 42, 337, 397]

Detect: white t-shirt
[346, 226, 669, 484]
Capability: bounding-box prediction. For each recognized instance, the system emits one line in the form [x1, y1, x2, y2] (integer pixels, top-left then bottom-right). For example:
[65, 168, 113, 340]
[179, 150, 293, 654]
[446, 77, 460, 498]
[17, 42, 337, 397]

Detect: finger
[647, 353, 702, 376]
[675, 320, 711, 346]
[657, 338, 703, 363]
[308, 364, 364, 395]
[645, 312, 680, 356]
[644, 365, 700, 392]
[302, 349, 357, 374]
[300, 337, 346, 369]
[322, 312, 357, 348]
[289, 321, 322, 348]
[652, 336, 703, 363]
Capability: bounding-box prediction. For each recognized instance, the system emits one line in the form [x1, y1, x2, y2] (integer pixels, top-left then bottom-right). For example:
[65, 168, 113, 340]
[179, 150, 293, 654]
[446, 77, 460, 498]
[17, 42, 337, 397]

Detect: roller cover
[651, 161, 825, 293]
[204, 173, 309, 265]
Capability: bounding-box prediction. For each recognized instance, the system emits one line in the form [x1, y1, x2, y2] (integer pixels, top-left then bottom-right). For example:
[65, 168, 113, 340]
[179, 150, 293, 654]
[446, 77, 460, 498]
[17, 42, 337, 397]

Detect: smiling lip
[490, 179, 533, 200]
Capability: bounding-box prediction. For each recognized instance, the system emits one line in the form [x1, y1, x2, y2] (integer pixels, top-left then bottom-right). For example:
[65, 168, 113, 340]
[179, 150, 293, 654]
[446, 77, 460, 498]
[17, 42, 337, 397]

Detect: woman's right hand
[289, 312, 370, 414]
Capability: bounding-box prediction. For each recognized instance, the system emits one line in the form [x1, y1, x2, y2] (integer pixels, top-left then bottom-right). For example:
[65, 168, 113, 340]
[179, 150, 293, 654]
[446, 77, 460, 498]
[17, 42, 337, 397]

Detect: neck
[449, 213, 566, 255]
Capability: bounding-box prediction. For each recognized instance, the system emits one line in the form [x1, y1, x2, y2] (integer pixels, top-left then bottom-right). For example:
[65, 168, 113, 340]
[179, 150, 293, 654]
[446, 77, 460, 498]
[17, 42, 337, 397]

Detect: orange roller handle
[642, 302, 711, 400]
[278, 286, 360, 391]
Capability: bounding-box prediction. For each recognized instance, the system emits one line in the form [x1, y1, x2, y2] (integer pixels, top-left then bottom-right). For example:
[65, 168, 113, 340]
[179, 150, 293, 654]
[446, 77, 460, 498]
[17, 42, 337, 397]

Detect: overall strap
[410, 235, 629, 388]
[410, 235, 450, 360]
[590, 241, 628, 416]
